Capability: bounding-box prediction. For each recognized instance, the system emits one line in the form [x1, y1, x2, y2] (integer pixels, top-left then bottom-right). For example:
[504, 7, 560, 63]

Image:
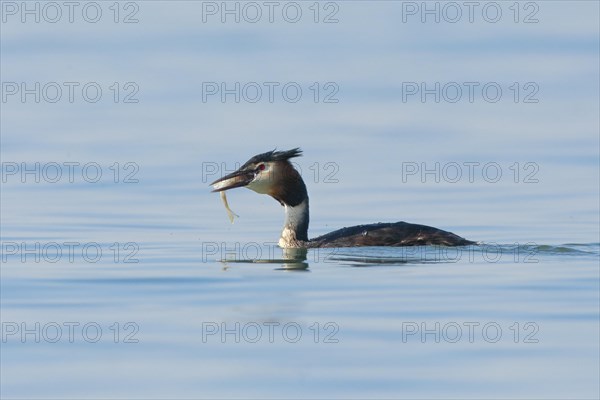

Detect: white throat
[278, 199, 309, 248]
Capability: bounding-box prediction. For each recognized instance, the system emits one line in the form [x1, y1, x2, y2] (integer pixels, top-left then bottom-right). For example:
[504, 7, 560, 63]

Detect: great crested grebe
[210, 148, 475, 248]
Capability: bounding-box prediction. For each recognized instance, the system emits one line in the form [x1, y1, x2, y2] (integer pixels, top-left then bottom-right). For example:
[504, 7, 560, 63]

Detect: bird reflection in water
[220, 248, 309, 271]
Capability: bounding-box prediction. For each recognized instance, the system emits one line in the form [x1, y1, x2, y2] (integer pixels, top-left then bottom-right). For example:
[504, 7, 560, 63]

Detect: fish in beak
[210, 168, 256, 223]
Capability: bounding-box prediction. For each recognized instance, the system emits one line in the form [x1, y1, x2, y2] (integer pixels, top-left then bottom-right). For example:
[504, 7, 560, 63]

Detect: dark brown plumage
[308, 222, 475, 248]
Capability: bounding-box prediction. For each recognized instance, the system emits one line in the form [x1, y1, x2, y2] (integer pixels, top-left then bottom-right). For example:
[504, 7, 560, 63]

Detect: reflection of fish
[220, 191, 239, 224]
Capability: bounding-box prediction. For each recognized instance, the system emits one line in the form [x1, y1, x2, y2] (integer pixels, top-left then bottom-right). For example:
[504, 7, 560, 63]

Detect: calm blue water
[1, 1, 599, 398]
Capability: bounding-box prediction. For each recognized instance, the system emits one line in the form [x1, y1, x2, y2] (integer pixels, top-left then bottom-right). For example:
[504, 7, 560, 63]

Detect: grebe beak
[210, 167, 255, 192]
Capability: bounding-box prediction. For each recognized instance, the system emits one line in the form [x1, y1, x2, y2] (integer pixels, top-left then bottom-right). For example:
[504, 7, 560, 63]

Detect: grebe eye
[258, 164, 266, 171]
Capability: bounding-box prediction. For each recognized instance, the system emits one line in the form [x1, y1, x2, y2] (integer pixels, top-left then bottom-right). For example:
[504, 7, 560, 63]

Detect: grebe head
[210, 148, 306, 207]
[210, 148, 310, 247]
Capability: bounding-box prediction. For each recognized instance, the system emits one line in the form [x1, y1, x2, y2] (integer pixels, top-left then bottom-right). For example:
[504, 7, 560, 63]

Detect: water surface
[1, 1, 599, 398]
